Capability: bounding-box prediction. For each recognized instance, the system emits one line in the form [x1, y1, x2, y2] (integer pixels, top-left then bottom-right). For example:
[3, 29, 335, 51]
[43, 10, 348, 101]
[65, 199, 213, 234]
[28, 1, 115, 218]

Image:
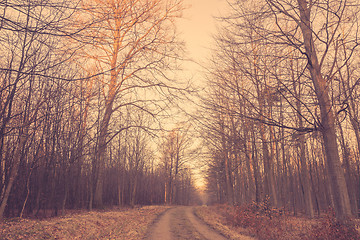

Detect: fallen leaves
[0, 206, 168, 240]
[195, 206, 255, 240]
[195, 205, 360, 240]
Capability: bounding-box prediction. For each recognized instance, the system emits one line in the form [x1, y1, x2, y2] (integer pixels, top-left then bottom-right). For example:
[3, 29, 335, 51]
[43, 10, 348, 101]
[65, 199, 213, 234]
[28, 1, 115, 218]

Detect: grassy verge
[0, 206, 169, 240]
[194, 205, 255, 240]
[195, 204, 360, 240]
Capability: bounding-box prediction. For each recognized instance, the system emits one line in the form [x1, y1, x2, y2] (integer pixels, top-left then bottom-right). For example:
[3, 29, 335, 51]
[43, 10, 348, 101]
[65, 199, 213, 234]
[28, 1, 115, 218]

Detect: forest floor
[0, 205, 170, 240]
[0, 205, 253, 240]
[1, 205, 359, 240]
[194, 206, 256, 240]
[195, 204, 360, 240]
[144, 206, 251, 240]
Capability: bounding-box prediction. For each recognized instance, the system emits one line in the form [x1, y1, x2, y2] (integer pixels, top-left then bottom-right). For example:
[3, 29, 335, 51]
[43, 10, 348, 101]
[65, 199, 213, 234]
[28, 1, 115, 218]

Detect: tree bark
[224, 153, 234, 205]
[293, 68, 315, 217]
[296, 0, 352, 221]
[0, 135, 26, 220]
[337, 117, 358, 216]
[252, 134, 261, 203]
[298, 133, 315, 217]
[259, 119, 278, 207]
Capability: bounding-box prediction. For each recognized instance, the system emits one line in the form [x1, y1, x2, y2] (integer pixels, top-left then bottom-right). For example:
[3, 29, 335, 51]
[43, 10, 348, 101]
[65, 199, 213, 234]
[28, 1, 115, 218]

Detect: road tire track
[145, 206, 227, 240]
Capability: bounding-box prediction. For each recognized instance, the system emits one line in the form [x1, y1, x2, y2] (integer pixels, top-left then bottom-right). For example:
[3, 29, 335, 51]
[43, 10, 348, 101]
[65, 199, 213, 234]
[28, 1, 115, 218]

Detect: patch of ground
[195, 205, 360, 240]
[145, 206, 228, 240]
[194, 206, 256, 240]
[0, 206, 169, 240]
[170, 207, 204, 240]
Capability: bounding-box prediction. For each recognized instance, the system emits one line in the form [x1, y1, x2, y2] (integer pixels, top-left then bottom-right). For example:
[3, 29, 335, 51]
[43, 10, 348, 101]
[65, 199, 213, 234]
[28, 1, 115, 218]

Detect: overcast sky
[173, 1, 229, 188]
[176, 0, 228, 74]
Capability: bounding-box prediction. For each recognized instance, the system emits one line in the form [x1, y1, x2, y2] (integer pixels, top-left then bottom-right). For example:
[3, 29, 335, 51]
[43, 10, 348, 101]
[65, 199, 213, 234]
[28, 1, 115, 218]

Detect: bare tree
[0, 0, 82, 220]
[160, 125, 192, 205]
[79, 0, 184, 208]
[201, 0, 360, 221]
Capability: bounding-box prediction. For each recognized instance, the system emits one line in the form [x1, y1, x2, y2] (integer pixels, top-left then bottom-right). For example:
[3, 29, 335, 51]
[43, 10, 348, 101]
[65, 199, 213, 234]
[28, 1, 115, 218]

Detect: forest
[0, 0, 197, 220]
[1, 0, 360, 234]
[200, 0, 360, 224]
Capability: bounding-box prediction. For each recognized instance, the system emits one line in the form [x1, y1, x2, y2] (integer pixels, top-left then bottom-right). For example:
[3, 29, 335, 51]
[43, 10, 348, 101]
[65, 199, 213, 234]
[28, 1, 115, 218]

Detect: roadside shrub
[216, 202, 360, 240]
[306, 209, 360, 240]
[225, 197, 291, 240]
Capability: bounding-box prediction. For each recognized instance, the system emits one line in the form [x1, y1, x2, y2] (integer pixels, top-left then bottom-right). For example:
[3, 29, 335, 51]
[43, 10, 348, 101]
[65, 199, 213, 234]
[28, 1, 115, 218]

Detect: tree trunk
[245, 141, 255, 202]
[259, 122, 278, 207]
[93, 23, 120, 207]
[224, 153, 234, 205]
[130, 173, 138, 207]
[293, 76, 315, 217]
[298, 133, 314, 217]
[297, 0, 352, 221]
[93, 106, 112, 208]
[0, 135, 27, 220]
[337, 117, 358, 216]
[251, 131, 261, 203]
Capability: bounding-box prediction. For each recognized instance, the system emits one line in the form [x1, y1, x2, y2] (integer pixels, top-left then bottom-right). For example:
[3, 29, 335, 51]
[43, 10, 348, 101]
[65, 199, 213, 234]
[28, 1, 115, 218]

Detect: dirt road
[145, 206, 228, 240]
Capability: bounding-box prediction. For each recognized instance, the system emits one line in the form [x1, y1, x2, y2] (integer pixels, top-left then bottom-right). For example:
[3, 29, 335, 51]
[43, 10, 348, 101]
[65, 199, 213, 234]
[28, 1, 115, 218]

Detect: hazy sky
[173, 1, 229, 189]
[177, 0, 228, 72]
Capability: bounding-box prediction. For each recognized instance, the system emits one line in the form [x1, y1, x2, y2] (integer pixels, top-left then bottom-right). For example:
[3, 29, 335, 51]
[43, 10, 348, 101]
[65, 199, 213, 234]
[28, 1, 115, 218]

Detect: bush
[216, 202, 360, 240]
[225, 197, 290, 240]
[307, 210, 360, 240]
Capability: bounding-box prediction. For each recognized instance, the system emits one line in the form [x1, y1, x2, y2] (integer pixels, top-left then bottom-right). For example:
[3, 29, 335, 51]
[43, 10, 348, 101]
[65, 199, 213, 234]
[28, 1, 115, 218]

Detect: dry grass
[195, 206, 256, 240]
[195, 205, 360, 240]
[0, 206, 169, 240]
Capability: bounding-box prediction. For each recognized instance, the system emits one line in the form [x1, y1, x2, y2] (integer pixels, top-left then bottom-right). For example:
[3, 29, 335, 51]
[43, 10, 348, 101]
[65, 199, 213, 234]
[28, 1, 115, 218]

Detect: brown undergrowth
[0, 205, 169, 240]
[196, 202, 360, 240]
[195, 205, 256, 240]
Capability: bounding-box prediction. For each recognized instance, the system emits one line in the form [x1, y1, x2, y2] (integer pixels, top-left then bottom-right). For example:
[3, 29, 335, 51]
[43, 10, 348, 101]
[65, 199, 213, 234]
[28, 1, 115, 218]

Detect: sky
[176, 0, 228, 74]
[174, 0, 229, 189]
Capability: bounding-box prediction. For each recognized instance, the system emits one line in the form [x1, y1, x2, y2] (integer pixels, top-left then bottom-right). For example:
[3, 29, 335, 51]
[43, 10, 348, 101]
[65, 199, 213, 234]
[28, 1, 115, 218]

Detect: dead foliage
[0, 206, 168, 240]
[196, 202, 360, 240]
[306, 209, 360, 240]
[195, 205, 255, 240]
